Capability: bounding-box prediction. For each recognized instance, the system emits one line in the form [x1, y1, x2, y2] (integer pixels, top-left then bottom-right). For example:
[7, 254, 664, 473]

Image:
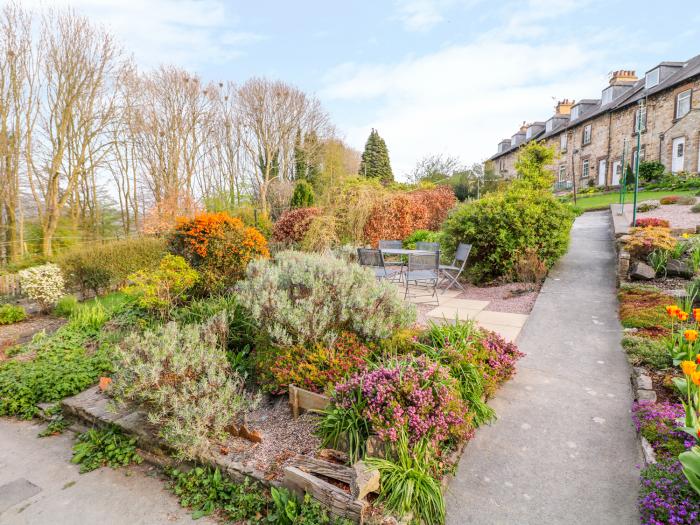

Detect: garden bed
[0, 315, 65, 359]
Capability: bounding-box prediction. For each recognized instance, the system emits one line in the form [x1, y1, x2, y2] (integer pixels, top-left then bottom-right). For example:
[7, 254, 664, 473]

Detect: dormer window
[570, 106, 580, 120]
[645, 68, 660, 89]
[526, 127, 533, 139]
[601, 86, 613, 105]
[545, 120, 553, 133]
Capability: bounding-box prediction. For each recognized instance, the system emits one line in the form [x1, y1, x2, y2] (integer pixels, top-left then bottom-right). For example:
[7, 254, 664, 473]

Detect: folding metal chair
[439, 243, 471, 293]
[378, 239, 405, 279]
[415, 241, 440, 252]
[405, 251, 440, 305]
[357, 248, 400, 281]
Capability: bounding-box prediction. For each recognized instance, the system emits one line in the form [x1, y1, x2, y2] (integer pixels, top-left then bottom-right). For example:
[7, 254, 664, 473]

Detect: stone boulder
[630, 261, 656, 281]
[666, 259, 693, 279]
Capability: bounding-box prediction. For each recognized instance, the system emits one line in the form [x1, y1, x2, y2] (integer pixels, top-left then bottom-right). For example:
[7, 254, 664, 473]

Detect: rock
[636, 374, 653, 391]
[667, 259, 694, 279]
[351, 461, 380, 501]
[637, 389, 657, 402]
[641, 437, 657, 465]
[630, 261, 656, 280]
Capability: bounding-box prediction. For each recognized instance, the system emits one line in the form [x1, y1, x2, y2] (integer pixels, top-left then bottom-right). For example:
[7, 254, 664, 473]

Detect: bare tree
[25, 9, 120, 256]
[236, 77, 331, 215]
[409, 153, 462, 183]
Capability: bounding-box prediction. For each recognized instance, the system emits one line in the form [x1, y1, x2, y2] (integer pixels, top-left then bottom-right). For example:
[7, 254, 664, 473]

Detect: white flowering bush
[109, 313, 257, 460]
[18, 263, 65, 312]
[236, 250, 416, 346]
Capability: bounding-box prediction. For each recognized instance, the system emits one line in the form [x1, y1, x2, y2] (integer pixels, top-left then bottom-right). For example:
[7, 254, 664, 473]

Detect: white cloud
[19, 0, 264, 71]
[394, 0, 446, 32]
[324, 0, 616, 178]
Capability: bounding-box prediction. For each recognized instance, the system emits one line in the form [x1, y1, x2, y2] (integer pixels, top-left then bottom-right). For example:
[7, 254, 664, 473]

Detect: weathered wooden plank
[288, 385, 330, 417]
[282, 466, 366, 523]
[289, 455, 354, 484]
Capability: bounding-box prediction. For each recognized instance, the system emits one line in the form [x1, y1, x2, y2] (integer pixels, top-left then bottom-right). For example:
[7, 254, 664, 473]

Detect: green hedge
[56, 237, 166, 294]
[441, 187, 574, 282]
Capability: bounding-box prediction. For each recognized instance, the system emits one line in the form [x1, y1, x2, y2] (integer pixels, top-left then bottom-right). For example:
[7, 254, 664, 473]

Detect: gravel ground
[636, 198, 700, 229]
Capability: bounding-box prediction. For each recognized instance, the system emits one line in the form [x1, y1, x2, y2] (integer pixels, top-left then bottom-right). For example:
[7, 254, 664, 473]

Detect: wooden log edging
[289, 384, 330, 417]
[61, 386, 367, 523]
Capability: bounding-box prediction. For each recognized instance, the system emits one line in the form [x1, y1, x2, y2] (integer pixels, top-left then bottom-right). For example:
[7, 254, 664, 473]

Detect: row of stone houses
[489, 53, 700, 190]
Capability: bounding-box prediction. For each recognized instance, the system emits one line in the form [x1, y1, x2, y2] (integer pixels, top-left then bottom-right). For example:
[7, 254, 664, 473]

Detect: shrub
[0, 304, 26, 325]
[660, 195, 681, 205]
[618, 286, 673, 331]
[407, 186, 457, 230]
[0, 325, 114, 418]
[441, 187, 574, 282]
[640, 460, 700, 525]
[110, 314, 256, 459]
[363, 193, 429, 248]
[513, 247, 548, 283]
[56, 237, 166, 294]
[331, 356, 471, 446]
[691, 204, 700, 214]
[635, 217, 671, 228]
[53, 295, 79, 317]
[168, 467, 267, 521]
[328, 177, 387, 244]
[18, 263, 65, 312]
[236, 251, 415, 347]
[639, 161, 667, 183]
[626, 227, 677, 259]
[170, 212, 269, 294]
[272, 207, 322, 245]
[227, 205, 273, 238]
[71, 426, 142, 473]
[637, 202, 660, 213]
[366, 434, 445, 525]
[679, 196, 698, 205]
[290, 179, 316, 208]
[300, 214, 339, 253]
[257, 331, 374, 394]
[123, 255, 199, 315]
[403, 229, 443, 250]
[632, 401, 694, 460]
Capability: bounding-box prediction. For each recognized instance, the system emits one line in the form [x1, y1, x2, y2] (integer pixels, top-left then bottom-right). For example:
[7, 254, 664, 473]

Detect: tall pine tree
[359, 128, 393, 183]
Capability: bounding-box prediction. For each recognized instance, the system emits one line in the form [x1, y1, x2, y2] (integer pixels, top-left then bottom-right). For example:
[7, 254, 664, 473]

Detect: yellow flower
[678, 311, 689, 322]
[667, 305, 681, 317]
[683, 233, 690, 239]
[685, 329, 699, 342]
[682, 360, 697, 376]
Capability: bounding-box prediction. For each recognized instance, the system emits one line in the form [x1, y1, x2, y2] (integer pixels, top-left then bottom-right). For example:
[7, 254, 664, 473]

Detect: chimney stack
[609, 70, 638, 86]
[519, 121, 528, 133]
[555, 99, 574, 116]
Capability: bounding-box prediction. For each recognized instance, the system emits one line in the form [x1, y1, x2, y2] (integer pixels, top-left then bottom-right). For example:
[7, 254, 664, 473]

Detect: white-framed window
[676, 89, 692, 119]
[570, 106, 580, 120]
[601, 86, 613, 105]
[635, 106, 647, 133]
[558, 165, 566, 182]
[545, 119, 553, 133]
[581, 159, 590, 178]
[632, 146, 646, 170]
[560, 133, 568, 151]
[645, 68, 660, 89]
[582, 124, 592, 145]
[526, 127, 533, 139]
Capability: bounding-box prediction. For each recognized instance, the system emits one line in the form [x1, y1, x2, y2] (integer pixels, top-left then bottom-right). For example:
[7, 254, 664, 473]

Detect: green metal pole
[619, 138, 628, 213]
[631, 100, 645, 227]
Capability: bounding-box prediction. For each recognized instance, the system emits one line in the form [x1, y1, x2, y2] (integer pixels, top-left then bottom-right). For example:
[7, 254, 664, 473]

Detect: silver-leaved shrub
[236, 250, 416, 346]
[109, 312, 257, 459]
[18, 263, 65, 312]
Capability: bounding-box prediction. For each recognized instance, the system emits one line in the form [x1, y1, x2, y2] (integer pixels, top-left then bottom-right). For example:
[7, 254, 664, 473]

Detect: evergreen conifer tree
[359, 128, 393, 183]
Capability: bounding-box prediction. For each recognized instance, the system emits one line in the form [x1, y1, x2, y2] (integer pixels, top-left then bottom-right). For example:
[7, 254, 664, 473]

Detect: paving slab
[473, 310, 529, 328]
[472, 323, 521, 343]
[0, 418, 211, 525]
[425, 306, 483, 321]
[445, 211, 641, 525]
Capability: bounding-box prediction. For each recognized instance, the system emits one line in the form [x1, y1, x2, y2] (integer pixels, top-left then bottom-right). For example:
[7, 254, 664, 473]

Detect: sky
[18, 0, 700, 179]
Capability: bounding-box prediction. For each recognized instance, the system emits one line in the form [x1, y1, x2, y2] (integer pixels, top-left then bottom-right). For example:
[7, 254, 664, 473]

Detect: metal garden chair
[378, 239, 405, 278]
[415, 241, 440, 252]
[439, 243, 472, 293]
[357, 248, 399, 281]
[405, 251, 440, 305]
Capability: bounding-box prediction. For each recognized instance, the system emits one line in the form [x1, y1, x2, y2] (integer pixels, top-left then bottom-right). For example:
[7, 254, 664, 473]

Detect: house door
[672, 137, 685, 173]
[598, 159, 607, 186]
[612, 161, 622, 185]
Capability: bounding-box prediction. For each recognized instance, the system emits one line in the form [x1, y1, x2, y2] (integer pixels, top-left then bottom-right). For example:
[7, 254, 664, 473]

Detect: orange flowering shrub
[170, 212, 269, 294]
[363, 187, 456, 247]
[272, 207, 322, 245]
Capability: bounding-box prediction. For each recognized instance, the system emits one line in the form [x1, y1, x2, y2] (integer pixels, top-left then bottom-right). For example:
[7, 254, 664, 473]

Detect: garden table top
[380, 248, 436, 255]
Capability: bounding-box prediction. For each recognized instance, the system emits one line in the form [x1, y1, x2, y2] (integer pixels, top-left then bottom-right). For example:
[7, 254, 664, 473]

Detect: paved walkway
[445, 211, 642, 525]
[0, 418, 211, 525]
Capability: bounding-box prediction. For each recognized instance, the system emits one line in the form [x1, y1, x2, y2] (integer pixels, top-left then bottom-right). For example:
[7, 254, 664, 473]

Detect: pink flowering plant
[331, 356, 471, 447]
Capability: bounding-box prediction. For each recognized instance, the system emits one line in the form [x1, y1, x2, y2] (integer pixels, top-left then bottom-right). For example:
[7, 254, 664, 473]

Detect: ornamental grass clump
[330, 356, 471, 446]
[110, 313, 257, 459]
[236, 250, 415, 347]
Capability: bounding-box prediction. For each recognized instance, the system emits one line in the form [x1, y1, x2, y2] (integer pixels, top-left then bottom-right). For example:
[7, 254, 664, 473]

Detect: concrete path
[445, 211, 642, 525]
[0, 418, 211, 525]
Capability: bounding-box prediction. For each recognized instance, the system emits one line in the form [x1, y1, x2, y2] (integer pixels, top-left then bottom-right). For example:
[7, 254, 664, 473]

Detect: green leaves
[680, 446, 700, 496]
[317, 398, 371, 463]
[71, 426, 142, 473]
